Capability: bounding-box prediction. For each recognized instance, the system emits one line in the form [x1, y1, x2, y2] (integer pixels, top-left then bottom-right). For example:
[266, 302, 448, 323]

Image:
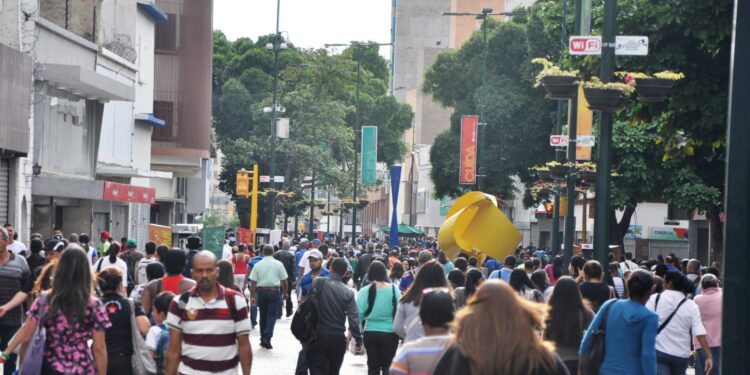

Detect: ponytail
[108, 242, 120, 264]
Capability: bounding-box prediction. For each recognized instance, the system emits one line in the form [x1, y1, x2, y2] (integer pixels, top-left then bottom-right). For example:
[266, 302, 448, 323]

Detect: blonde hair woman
[433, 280, 570, 375]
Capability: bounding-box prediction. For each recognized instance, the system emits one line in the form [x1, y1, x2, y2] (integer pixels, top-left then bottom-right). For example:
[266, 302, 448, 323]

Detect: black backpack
[291, 278, 325, 344]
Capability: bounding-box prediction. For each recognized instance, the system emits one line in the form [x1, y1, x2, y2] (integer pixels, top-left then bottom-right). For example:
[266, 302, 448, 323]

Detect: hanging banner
[389, 165, 402, 248]
[148, 224, 172, 247]
[201, 226, 225, 259]
[576, 85, 593, 160]
[237, 227, 254, 245]
[361, 126, 378, 185]
[459, 116, 478, 185]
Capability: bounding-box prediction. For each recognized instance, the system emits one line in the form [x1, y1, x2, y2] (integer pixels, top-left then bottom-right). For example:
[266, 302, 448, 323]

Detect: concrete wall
[99, 0, 137, 62]
[449, 0, 505, 48]
[40, 0, 101, 42]
[0, 0, 21, 49]
[97, 64, 135, 166]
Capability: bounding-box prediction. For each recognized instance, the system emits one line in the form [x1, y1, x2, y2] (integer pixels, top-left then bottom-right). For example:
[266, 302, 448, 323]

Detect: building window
[153, 100, 175, 140]
[155, 13, 177, 51]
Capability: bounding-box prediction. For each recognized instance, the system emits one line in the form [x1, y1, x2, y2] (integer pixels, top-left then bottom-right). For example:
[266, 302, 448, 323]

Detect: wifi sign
[569, 36, 602, 55]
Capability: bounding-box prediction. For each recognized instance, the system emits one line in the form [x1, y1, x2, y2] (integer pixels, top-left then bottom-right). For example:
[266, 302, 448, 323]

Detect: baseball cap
[312, 239, 321, 245]
[100, 231, 111, 239]
[308, 250, 323, 259]
[127, 239, 137, 248]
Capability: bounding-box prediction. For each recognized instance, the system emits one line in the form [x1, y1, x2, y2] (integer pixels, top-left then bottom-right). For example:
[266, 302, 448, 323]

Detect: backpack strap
[654, 293, 661, 311]
[96, 257, 105, 273]
[658, 298, 687, 334]
[224, 288, 238, 321]
[391, 284, 397, 317]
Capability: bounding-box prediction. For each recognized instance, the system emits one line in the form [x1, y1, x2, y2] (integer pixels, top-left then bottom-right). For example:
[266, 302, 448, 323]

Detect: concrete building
[149, 0, 213, 228]
[362, 0, 535, 238]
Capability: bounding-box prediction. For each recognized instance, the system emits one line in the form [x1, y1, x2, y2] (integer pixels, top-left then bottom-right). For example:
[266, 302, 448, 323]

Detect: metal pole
[564, 93, 579, 264]
[327, 190, 331, 234]
[352, 46, 361, 246]
[594, 0, 616, 279]
[269, 0, 282, 229]
[477, 18, 488, 192]
[551, 186, 561, 255]
[309, 170, 315, 239]
[722, 0, 750, 372]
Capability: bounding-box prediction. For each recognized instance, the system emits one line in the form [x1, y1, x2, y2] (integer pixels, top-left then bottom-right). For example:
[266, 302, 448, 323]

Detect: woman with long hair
[545, 255, 564, 286]
[356, 261, 401, 375]
[544, 276, 594, 373]
[454, 268, 484, 309]
[30, 261, 56, 301]
[390, 261, 405, 284]
[230, 244, 251, 289]
[91, 241, 128, 289]
[509, 269, 544, 302]
[4, 246, 110, 374]
[434, 280, 569, 375]
[98, 267, 151, 375]
[531, 269, 554, 300]
[218, 259, 240, 291]
[393, 261, 450, 342]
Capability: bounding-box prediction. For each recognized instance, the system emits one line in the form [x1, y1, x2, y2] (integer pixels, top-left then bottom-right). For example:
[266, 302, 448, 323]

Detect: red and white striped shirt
[166, 284, 251, 375]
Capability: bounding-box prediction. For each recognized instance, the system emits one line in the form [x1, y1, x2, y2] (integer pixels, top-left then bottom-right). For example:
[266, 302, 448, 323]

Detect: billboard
[649, 226, 688, 241]
[459, 116, 478, 185]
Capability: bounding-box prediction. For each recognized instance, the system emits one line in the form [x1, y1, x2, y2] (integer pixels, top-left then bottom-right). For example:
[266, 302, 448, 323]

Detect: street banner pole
[459, 116, 478, 186]
[361, 126, 378, 185]
[389, 165, 402, 248]
[251, 164, 259, 245]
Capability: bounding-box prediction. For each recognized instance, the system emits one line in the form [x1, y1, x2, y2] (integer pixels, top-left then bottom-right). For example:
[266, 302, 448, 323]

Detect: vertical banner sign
[361, 126, 378, 185]
[576, 86, 593, 160]
[459, 116, 478, 185]
[201, 226, 225, 259]
[389, 165, 402, 248]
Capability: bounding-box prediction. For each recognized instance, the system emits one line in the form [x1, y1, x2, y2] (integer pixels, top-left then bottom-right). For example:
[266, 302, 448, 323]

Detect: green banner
[440, 197, 451, 216]
[201, 226, 225, 259]
[361, 126, 378, 185]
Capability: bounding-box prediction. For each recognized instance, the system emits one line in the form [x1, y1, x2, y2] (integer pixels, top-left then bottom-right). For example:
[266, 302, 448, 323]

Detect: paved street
[248, 313, 368, 374]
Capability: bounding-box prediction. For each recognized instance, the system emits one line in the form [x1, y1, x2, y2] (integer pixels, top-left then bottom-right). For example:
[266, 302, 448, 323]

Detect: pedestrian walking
[437, 251, 454, 274]
[646, 270, 714, 375]
[249, 244, 289, 349]
[130, 262, 165, 305]
[182, 235, 202, 278]
[619, 252, 639, 274]
[509, 268, 544, 302]
[273, 240, 297, 317]
[393, 261, 450, 343]
[135, 241, 160, 286]
[79, 233, 99, 266]
[488, 255, 516, 282]
[544, 276, 594, 374]
[218, 259, 242, 292]
[26, 238, 46, 280]
[97, 267, 151, 375]
[304, 258, 364, 375]
[1, 245, 109, 374]
[357, 261, 401, 375]
[390, 289, 455, 375]
[446, 268, 466, 290]
[231, 243, 252, 290]
[141, 249, 196, 315]
[145, 291, 175, 375]
[119, 239, 144, 295]
[693, 274, 722, 375]
[298, 250, 328, 303]
[608, 262, 628, 299]
[389, 261, 405, 285]
[545, 255, 564, 286]
[579, 260, 614, 312]
[433, 280, 569, 375]
[355, 242, 376, 288]
[0, 226, 31, 375]
[165, 250, 253, 375]
[580, 269, 658, 375]
[2, 224, 26, 258]
[92, 241, 128, 288]
[399, 250, 433, 292]
[531, 269, 554, 300]
[453, 268, 483, 309]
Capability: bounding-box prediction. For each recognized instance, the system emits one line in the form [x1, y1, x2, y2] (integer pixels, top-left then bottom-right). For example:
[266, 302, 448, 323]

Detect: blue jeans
[695, 347, 720, 375]
[257, 289, 282, 342]
[251, 304, 258, 327]
[656, 350, 689, 375]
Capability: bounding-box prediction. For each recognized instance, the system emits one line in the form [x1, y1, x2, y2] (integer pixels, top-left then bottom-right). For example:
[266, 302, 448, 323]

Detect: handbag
[579, 300, 615, 375]
[128, 299, 157, 375]
[19, 294, 48, 375]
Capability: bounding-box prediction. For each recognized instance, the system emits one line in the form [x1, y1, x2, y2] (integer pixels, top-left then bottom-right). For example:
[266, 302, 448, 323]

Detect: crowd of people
[0, 225, 723, 375]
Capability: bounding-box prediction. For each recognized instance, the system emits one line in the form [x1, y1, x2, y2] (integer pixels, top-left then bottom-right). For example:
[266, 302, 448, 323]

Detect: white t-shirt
[298, 250, 311, 276]
[222, 244, 233, 260]
[91, 256, 128, 287]
[84, 245, 98, 266]
[145, 325, 163, 351]
[646, 289, 707, 358]
[7, 241, 27, 257]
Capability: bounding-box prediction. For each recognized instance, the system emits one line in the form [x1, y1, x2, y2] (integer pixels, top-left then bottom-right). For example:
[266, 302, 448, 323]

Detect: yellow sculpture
[438, 191, 522, 260]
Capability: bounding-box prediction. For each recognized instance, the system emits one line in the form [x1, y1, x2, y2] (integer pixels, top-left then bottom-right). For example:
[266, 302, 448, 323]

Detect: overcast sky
[213, 0, 393, 57]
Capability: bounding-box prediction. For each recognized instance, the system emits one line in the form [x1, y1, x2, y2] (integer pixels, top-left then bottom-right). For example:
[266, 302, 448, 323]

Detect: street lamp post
[324, 41, 391, 246]
[266, 0, 287, 229]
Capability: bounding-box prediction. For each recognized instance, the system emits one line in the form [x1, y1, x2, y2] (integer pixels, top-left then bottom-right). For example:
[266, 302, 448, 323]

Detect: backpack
[291, 278, 325, 344]
[154, 324, 170, 375]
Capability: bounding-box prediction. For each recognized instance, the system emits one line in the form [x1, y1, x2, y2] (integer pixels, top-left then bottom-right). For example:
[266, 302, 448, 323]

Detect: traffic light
[545, 202, 554, 214]
[236, 169, 250, 197]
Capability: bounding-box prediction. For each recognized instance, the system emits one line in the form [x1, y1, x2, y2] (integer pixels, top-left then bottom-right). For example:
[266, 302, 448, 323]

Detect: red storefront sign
[103, 182, 156, 204]
[459, 116, 478, 185]
[237, 227, 255, 245]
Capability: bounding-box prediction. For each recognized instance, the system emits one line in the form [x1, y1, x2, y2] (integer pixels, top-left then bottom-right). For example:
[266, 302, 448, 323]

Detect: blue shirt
[484, 259, 501, 272]
[580, 299, 658, 375]
[248, 255, 264, 271]
[299, 267, 330, 296]
[295, 250, 307, 276]
[488, 268, 513, 282]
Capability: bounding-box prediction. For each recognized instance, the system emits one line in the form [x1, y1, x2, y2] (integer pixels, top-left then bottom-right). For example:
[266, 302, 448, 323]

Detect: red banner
[237, 228, 255, 245]
[103, 182, 156, 204]
[459, 116, 478, 185]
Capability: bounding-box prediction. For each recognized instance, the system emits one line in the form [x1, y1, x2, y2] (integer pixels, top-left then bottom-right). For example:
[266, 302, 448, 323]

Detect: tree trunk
[707, 205, 723, 264]
[610, 205, 636, 259]
[237, 198, 250, 229]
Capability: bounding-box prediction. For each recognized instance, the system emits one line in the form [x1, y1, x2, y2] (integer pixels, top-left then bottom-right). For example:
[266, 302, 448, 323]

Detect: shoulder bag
[19, 294, 48, 375]
[579, 300, 615, 375]
[654, 293, 688, 334]
[128, 299, 157, 375]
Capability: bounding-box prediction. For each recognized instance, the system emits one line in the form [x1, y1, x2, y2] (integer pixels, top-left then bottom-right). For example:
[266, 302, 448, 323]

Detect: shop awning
[380, 223, 425, 237]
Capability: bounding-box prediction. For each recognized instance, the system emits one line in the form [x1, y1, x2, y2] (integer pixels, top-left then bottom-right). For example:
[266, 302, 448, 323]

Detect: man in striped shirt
[165, 251, 252, 375]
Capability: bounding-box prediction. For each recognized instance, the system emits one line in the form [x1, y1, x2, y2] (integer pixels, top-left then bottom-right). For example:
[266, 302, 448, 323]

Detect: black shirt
[102, 294, 145, 356]
[579, 282, 612, 312]
[273, 250, 297, 283]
